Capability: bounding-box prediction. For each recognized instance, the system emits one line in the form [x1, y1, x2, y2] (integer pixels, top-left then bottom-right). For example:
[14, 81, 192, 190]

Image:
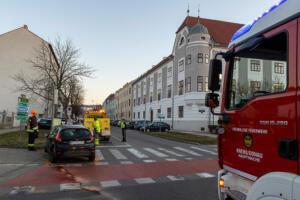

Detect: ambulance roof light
[230, 0, 287, 43]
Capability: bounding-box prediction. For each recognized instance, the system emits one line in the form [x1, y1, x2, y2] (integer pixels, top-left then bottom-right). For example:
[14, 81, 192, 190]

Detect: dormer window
[201, 36, 206, 40]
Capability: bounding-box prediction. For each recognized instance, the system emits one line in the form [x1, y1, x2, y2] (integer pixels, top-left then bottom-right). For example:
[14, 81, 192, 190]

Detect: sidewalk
[0, 128, 21, 135]
[172, 130, 218, 138]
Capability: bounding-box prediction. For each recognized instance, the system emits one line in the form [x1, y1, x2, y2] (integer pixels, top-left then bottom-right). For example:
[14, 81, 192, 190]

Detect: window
[143, 111, 145, 119]
[158, 73, 162, 83]
[250, 81, 261, 92]
[178, 106, 184, 118]
[143, 95, 146, 104]
[178, 60, 184, 72]
[205, 54, 209, 64]
[168, 85, 172, 98]
[128, 99, 130, 106]
[197, 76, 203, 92]
[143, 82, 146, 92]
[150, 77, 153, 86]
[250, 60, 261, 72]
[138, 97, 140, 105]
[134, 99, 136, 106]
[179, 80, 184, 95]
[129, 88, 131, 94]
[167, 108, 171, 118]
[138, 112, 140, 119]
[158, 89, 161, 101]
[185, 77, 191, 92]
[201, 36, 206, 40]
[274, 62, 284, 74]
[167, 67, 172, 78]
[134, 112, 135, 119]
[187, 54, 191, 65]
[157, 109, 161, 114]
[227, 32, 288, 110]
[205, 77, 208, 92]
[179, 37, 185, 46]
[128, 111, 130, 118]
[197, 53, 203, 63]
[150, 92, 153, 103]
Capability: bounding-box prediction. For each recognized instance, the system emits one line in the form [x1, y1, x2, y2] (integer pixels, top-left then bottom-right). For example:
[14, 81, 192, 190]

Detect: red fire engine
[206, 0, 300, 199]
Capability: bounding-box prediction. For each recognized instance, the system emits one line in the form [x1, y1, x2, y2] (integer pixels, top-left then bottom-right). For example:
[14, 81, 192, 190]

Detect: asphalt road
[0, 127, 219, 200]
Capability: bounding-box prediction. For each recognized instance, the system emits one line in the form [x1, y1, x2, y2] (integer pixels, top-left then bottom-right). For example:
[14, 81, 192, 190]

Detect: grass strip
[0, 130, 48, 149]
[146, 131, 217, 145]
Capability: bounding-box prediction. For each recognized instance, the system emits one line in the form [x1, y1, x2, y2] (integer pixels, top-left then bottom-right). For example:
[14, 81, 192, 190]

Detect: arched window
[179, 37, 185, 46]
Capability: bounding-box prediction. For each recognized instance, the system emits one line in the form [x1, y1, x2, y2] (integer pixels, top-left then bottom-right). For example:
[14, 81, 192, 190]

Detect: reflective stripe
[28, 144, 35, 147]
[223, 165, 257, 181]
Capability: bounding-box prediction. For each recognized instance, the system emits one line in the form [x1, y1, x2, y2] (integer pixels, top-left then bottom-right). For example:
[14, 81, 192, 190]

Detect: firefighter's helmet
[30, 110, 37, 116]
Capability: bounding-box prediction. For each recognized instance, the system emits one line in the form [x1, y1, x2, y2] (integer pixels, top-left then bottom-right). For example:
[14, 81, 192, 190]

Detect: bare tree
[13, 37, 94, 115]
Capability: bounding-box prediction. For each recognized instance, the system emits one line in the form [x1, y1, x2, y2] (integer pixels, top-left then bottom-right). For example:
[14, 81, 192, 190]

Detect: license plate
[70, 141, 84, 145]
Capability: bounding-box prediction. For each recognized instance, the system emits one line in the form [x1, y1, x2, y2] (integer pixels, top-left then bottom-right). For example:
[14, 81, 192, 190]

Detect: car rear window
[60, 128, 91, 140]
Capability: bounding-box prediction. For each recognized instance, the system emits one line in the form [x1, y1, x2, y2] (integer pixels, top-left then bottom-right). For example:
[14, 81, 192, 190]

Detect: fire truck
[84, 110, 111, 141]
[205, 0, 300, 199]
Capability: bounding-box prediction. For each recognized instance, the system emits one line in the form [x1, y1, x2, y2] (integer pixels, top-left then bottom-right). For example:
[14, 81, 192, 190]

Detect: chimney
[23, 25, 28, 30]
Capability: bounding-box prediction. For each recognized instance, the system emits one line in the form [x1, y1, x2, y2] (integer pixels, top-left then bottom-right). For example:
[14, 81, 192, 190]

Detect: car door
[221, 19, 298, 180]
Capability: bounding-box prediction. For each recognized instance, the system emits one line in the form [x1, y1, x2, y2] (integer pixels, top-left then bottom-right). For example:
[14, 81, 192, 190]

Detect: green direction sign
[158, 115, 165, 119]
[17, 111, 28, 116]
[18, 97, 29, 104]
[18, 102, 29, 107]
[17, 116, 28, 120]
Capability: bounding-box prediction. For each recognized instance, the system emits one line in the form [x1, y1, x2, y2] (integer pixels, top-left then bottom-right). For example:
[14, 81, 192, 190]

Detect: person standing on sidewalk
[121, 119, 126, 142]
[93, 117, 101, 145]
[27, 110, 39, 151]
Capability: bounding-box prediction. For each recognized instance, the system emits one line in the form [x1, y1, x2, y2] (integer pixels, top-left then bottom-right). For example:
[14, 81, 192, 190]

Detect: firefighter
[93, 117, 101, 145]
[121, 119, 126, 142]
[27, 110, 39, 151]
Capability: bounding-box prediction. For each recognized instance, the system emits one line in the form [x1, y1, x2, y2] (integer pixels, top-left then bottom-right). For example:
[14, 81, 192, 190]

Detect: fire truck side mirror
[205, 93, 220, 108]
[208, 59, 222, 91]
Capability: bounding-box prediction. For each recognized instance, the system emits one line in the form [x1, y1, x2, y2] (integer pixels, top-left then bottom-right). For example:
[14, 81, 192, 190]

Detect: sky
[0, 0, 280, 105]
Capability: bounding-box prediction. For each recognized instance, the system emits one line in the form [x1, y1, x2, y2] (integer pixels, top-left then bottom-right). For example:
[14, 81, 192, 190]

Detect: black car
[140, 122, 170, 132]
[38, 118, 52, 129]
[45, 125, 95, 163]
[126, 121, 135, 129]
[134, 120, 151, 130]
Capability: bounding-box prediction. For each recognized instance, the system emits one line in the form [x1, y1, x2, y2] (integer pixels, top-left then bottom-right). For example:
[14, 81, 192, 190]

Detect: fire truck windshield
[226, 32, 288, 110]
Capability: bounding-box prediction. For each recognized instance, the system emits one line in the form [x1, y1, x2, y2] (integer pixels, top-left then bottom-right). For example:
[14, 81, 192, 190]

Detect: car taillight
[90, 132, 94, 142]
[55, 132, 62, 142]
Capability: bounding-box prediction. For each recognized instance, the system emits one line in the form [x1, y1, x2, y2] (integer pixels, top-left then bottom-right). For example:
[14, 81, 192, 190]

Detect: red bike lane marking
[0, 159, 219, 187]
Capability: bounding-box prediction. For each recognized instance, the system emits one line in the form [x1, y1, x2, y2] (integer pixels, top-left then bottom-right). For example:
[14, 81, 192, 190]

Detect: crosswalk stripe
[185, 158, 194, 160]
[190, 146, 218, 155]
[143, 148, 168, 158]
[143, 160, 156, 163]
[196, 173, 215, 178]
[157, 147, 185, 157]
[120, 161, 133, 165]
[135, 178, 155, 184]
[109, 149, 128, 160]
[165, 158, 178, 161]
[96, 150, 104, 160]
[127, 148, 149, 159]
[10, 186, 35, 195]
[95, 162, 109, 165]
[167, 175, 184, 181]
[173, 147, 202, 156]
[60, 183, 80, 191]
[100, 180, 121, 188]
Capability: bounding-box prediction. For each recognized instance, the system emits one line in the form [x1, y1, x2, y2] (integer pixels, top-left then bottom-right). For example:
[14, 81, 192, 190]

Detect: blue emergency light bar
[230, 0, 287, 43]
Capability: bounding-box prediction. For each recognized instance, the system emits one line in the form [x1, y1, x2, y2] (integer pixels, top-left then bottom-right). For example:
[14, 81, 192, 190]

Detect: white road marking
[167, 175, 184, 181]
[190, 146, 218, 155]
[95, 162, 109, 165]
[143, 148, 168, 158]
[60, 183, 81, 191]
[196, 173, 215, 178]
[10, 186, 35, 195]
[96, 144, 131, 148]
[127, 148, 149, 159]
[157, 147, 185, 157]
[100, 180, 121, 188]
[109, 149, 127, 160]
[185, 158, 194, 160]
[143, 160, 156, 163]
[165, 158, 178, 161]
[173, 147, 202, 156]
[96, 150, 104, 160]
[0, 163, 39, 166]
[135, 178, 155, 184]
[120, 161, 133, 165]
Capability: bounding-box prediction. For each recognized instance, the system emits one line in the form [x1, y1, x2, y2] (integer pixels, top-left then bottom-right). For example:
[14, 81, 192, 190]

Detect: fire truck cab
[206, 0, 300, 199]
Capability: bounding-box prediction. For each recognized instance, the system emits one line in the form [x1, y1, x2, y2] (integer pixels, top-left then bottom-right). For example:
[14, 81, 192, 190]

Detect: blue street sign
[17, 106, 29, 112]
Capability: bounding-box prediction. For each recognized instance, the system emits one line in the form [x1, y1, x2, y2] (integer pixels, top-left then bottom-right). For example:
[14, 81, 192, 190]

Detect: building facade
[102, 94, 117, 120]
[0, 25, 59, 127]
[115, 82, 133, 121]
[132, 16, 242, 132]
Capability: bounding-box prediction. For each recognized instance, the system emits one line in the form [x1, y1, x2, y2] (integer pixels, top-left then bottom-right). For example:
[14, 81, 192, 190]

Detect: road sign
[17, 111, 28, 116]
[158, 114, 165, 119]
[17, 106, 29, 112]
[18, 97, 29, 104]
[18, 102, 29, 107]
[67, 107, 72, 116]
[17, 116, 28, 120]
